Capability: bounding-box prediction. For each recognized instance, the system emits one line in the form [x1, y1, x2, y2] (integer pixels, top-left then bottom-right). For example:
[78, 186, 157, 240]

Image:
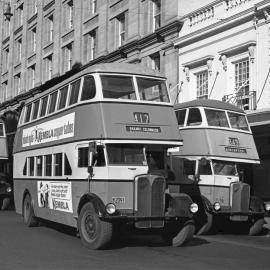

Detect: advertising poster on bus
[37, 181, 73, 213]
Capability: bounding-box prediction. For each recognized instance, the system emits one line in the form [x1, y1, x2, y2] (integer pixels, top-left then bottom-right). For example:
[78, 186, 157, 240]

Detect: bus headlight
[214, 202, 221, 211]
[265, 202, 270, 211]
[190, 203, 198, 213]
[105, 203, 116, 215]
[6, 187, 12, 193]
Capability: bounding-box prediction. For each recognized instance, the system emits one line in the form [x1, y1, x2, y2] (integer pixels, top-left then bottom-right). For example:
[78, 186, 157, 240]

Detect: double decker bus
[0, 119, 12, 210]
[169, 99, 269, 235]
[13, 63, 198, 249]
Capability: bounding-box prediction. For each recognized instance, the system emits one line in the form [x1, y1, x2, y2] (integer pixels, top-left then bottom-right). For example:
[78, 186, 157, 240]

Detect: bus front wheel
[248, 218, 264, 236]
[78, 202, 113, 250]
[23, 193, 38, 227]
[162, 221, 195, 247]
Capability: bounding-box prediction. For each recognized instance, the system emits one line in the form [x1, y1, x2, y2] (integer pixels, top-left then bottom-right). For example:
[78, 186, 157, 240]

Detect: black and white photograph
[0, 0, 270, 269]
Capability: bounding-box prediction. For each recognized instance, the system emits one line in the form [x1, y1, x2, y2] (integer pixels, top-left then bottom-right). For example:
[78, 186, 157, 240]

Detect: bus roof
[26, 63, 166, 104]
[174, 99, 244, 113]
[82, 63, 166, 78]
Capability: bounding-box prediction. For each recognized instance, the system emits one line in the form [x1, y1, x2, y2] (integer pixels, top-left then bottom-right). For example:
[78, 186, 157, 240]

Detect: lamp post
[3, 2, 13, 21]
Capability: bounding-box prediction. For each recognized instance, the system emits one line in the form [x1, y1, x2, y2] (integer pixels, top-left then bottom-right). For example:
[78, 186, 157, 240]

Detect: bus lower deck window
[54, 153, 63, 176]
[45, 154, 52, 176]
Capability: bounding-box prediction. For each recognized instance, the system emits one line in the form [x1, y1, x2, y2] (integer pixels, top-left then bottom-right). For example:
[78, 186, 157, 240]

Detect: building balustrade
[225, 0, 251, 10]
[189, 7, 214, 27]
[222, 90, 256, 111]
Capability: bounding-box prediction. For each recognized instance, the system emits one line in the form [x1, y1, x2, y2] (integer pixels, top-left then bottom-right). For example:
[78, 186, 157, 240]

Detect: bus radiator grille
[230, 182, 250, 213]
[135, 175, 165, 228]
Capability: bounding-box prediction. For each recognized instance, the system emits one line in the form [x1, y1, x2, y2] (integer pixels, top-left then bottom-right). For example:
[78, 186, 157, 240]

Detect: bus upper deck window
[32, 100, 40, 120]
[101, 75, 136, 100]
[205, 109, 229, 128]
[137, 78, 169, 103]
[187, 108, 202, 126]
[69, 79, 81, 106]
[227, 112, 249, 131]
[0, 123, 4, 137]
[40, 96, 48, 117]
[58, 86, 68, 110]
[48, 91, 58, 114]
[81, 75, 96, 101]
[175, 109, 186, 127]
[24, 104, 32, 123]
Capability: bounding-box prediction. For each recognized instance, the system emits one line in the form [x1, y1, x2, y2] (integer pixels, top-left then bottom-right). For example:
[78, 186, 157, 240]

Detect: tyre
[162, 221, 195, 247]
[1, 197, 11, 210]
[248, 218, 264, 236]
[23, 193, 38, 227]
[196, 211, 213, 235]
[78, 202, 113, 250]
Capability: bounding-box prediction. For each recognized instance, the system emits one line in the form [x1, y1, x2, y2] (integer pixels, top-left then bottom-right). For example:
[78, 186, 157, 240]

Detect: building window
[150, 53, 160, 71]
[117, 12, 127, 47]
[47, 14, 54, 42]
[65, 0, 74, 30]
[14, 73, 21, 93]
[196, 70, 208, 99]
[3, 20, 10, 39]
[44, 54, 53, 81]
[16, 4, 24, 29]
[84, 0, 97, 18]
[28, 64, 36, 90]
[235, 59, 250, 110]
[2, 47, 9, 72]
[15, 38, 22, 63]
[30, 27, 37, 53]
[1, 81, 8, 101]
[153, 0, 161, 31]
[62, 43, 73, 73]
[83, 29, 97, 63]
[29, 0, 38, 17]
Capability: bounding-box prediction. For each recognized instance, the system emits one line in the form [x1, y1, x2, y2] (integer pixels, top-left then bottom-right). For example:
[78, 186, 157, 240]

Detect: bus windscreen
[107, 144, 146, 166]
[227, 112, 249, 131]
[101, 75, 136, 100]
[137, 78, 169, 103]
[205, 109, 229, 128]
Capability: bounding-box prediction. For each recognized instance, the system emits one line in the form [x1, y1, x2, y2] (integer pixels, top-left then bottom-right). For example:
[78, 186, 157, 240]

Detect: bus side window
[40, 96, 49, 117]
[187, 108, 202, 126]
[198, 159, 212, 175]
[36, 156, 43, 176]
[0, 123, 4, 136]
[58, 86, 69, 110]
[24, 104, 32, 123]
[69, 79, 81, 106]
[45, 154, 52, 176]
[78, 147, 88, 167]
[81, 75, 96, 101]
[23, 159, 27, 176]
[78, 146, 105, 167]
[29, 157, 34, 176]
[183, 159, 196, 175]
[48, 91, 58, 114]
[64, 154, 72, 175]
[54, 153, 63, 176]
[32, 100, 40, 120]
[175, 109, 186, 127]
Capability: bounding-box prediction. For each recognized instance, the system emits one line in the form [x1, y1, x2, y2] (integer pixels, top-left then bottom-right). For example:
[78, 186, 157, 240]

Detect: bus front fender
[77, 193, 107, 218]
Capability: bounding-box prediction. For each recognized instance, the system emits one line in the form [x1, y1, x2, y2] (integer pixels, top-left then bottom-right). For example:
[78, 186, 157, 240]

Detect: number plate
[112, 197, 125, 204]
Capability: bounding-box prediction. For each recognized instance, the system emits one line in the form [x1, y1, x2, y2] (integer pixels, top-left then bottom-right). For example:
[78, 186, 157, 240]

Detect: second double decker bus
[169, 99, 269, 235]
[13, 63, 198, 249]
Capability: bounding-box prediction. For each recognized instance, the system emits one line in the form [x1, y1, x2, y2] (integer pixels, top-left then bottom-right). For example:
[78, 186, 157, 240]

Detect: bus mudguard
[77, 193, 106, 218]
[166, 193, 193, 218]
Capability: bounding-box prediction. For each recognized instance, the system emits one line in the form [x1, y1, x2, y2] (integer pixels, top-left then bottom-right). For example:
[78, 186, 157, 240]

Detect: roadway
[0, 210, 269, 270]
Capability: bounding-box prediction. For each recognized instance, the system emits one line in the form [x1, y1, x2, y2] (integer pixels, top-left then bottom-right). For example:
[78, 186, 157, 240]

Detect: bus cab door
[212, 161, 238, 206]
[197, 159, 215, 204]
